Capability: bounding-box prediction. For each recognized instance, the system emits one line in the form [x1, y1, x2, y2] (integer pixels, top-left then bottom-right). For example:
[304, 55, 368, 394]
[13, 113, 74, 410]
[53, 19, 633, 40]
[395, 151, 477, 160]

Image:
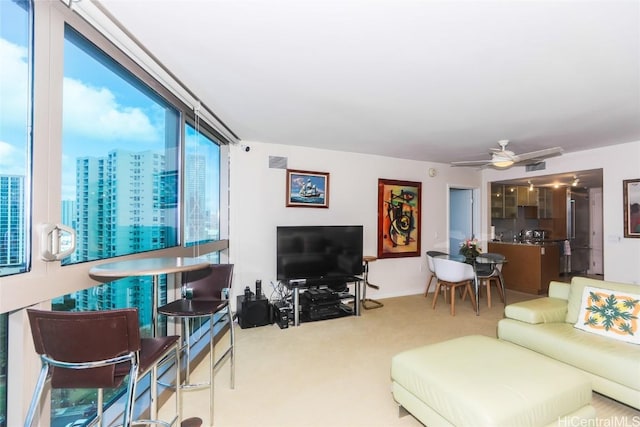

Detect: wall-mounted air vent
[269, 156, 287, 169]
[526, 162, 546, 172]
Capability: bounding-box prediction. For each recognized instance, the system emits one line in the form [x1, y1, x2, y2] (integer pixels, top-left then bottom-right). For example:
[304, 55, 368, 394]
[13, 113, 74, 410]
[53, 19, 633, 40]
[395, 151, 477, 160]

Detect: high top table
[89, 256, 211, 337]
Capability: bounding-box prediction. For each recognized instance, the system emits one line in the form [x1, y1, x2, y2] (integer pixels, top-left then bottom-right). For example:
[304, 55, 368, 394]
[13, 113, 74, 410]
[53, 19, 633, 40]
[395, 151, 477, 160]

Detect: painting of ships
[299, 179, 323, 198]
[287, 170, 329, 208]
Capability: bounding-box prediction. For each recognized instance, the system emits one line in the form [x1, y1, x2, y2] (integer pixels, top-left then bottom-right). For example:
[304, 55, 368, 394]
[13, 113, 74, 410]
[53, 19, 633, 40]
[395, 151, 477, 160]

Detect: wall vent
[269, 156, 287, 169]
[525, 162, 546, 172]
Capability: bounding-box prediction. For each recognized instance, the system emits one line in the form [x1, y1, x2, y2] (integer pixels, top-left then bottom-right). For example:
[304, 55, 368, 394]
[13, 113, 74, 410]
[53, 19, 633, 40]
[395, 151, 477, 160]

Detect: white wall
[228, 141, 481, 301]
[229, 139, 640, 302]
[482, 140, 640, 285]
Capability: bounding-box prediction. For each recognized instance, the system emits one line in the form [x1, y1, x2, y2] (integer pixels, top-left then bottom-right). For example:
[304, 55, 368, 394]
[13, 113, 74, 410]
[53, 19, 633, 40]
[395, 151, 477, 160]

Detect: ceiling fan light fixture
[491, 148, 515, 168]
[492, 159, 514, 168]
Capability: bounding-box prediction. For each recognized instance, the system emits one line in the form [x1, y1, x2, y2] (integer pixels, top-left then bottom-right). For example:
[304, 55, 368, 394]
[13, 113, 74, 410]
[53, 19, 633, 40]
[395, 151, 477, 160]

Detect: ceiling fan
[451, 140, 563, 169]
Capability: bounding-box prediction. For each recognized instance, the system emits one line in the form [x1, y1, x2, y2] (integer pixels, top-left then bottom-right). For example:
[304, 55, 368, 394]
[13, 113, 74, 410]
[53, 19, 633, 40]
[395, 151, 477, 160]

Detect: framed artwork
[623, 178, 640, 238]
[286, 169, 330, 208]
[377, 178, 421, 258]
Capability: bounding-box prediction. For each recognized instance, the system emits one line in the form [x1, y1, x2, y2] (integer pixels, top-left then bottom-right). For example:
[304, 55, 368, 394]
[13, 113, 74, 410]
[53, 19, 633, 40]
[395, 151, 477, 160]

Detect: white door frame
[447, 185, 480, 254]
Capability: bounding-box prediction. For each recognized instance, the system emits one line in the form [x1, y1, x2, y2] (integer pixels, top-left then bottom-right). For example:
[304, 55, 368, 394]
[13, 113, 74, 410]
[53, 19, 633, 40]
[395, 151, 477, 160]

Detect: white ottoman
[391, 335, 595, 426]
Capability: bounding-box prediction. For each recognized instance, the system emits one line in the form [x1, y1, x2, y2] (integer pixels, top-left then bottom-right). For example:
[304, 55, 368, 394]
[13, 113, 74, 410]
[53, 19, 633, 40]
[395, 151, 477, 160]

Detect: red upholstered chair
[25, 308, 180, 427]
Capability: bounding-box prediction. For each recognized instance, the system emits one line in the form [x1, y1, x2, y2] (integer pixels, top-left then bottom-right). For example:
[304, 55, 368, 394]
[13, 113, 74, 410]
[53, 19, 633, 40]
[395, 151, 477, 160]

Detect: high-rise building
[70, 149, 170, 325]
[0, 175, 25, 273]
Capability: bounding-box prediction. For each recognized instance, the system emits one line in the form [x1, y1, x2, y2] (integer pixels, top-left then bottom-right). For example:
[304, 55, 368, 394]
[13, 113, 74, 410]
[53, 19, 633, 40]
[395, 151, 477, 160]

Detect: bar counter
[487, 241, 560, 295]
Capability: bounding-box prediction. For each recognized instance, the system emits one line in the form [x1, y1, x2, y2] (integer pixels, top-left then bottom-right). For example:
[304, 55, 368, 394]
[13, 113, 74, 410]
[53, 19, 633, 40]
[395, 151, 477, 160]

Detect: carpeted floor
[170, 291, 640, 426]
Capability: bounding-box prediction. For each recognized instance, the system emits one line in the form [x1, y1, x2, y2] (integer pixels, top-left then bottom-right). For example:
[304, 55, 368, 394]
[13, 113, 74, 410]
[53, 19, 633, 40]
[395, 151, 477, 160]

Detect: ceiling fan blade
[512, 147, 563, 162]
[450, 159, 491, 167]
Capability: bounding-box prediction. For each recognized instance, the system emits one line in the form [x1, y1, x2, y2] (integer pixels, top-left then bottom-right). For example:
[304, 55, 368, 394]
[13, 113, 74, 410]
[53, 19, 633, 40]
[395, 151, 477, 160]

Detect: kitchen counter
[487, 242, 560, 295]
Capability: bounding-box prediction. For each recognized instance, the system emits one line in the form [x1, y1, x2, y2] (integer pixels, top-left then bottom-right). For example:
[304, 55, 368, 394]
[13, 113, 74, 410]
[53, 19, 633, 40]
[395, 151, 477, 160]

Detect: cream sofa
[498, 276, 640, 410]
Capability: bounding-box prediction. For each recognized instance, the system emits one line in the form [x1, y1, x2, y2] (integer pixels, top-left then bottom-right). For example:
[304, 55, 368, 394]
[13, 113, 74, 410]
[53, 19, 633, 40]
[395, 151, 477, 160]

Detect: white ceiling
[98, 0, 640, 165]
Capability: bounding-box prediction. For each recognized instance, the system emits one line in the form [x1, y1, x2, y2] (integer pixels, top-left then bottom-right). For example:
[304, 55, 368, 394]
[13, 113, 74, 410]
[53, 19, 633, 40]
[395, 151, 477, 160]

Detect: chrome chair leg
[24, 364, 48, 427]
[228, 307, 235, 389]
[209, 314, 215, 427]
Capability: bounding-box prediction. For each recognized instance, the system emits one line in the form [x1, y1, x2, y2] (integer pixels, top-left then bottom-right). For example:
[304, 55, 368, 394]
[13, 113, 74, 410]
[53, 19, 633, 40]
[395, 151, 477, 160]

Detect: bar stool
[362, 256, 384, 309]
[157, 264, 235, 427]
[25, 308, 181, 427]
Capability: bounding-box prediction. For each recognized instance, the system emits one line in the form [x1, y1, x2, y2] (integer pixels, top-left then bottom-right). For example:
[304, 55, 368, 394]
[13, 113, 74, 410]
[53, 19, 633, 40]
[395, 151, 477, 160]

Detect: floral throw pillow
[574, 286, 640, 345]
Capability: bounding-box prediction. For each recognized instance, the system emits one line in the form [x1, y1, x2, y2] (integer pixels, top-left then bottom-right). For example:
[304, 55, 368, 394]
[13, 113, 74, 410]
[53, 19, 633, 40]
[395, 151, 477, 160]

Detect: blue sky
[1, 0, 219, 207]
[2, 1, 169, 200]
[0, 0, 29, 177]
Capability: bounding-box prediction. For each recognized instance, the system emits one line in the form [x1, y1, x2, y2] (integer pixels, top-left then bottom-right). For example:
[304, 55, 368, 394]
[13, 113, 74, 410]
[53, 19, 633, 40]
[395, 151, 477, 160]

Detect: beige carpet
[170, 291, 640, 426]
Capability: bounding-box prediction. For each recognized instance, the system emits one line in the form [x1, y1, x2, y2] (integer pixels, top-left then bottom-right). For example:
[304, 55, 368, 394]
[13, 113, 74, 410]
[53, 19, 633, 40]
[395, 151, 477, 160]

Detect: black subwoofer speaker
[237, 296, 272, 329]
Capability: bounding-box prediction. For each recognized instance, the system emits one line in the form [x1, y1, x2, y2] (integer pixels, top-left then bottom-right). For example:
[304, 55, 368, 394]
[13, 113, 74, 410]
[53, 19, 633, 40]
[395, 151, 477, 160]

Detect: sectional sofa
[498, 276, 640, 410]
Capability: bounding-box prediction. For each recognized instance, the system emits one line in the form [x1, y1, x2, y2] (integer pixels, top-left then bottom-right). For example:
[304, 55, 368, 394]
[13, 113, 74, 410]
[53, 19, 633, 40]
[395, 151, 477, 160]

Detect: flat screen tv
[276, 225, 363, 285]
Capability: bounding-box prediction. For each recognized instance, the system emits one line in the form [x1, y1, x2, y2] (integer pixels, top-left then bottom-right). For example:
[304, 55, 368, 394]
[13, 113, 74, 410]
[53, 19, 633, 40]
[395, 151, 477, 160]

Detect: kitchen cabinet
[491, 184, 517, 219]
[488, 242, 560, 295]
[517, 186, 538, 206]
[537, 187, 553, 219]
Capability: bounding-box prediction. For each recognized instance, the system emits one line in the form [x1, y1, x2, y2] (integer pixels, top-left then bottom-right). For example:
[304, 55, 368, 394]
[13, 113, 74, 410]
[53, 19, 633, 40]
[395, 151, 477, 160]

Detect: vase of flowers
[459, 238, 481, 262]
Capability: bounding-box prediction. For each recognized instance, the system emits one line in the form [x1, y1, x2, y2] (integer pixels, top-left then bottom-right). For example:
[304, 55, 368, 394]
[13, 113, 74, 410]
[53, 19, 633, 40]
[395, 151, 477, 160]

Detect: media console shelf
[284, 277, 362, 326]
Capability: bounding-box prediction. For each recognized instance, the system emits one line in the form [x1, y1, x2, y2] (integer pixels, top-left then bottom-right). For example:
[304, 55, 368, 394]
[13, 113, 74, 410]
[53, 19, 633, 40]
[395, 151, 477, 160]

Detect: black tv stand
[284, 276, 361, 326]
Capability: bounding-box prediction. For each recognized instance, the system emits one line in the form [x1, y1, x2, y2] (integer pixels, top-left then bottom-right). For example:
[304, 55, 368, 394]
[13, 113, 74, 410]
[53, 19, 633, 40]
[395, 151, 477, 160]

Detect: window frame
[2, 2, 231, 426]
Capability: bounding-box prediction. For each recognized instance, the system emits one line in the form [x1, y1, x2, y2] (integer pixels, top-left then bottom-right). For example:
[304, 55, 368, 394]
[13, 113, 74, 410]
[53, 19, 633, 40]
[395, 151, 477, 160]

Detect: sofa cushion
[566, 277, 640, 324]
[505, 297, 567, 324]
[498, 319, 640, 392]
[574, 286, 640, 345]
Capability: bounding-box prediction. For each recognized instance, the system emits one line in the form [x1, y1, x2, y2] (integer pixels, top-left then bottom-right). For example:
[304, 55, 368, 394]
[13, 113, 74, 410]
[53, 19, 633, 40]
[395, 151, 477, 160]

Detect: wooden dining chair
[431, 256, 477, 316]
[475, 253, 506, 308]
[424, 250, 448, 297]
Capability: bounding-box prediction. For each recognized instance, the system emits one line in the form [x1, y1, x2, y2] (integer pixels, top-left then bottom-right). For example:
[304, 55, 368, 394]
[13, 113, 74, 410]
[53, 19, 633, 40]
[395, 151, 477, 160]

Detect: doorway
[449, 187, 479, 254]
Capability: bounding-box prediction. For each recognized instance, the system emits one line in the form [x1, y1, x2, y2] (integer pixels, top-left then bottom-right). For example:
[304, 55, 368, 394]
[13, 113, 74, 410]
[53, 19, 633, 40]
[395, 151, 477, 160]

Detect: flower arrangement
[459, 238, 481, 259]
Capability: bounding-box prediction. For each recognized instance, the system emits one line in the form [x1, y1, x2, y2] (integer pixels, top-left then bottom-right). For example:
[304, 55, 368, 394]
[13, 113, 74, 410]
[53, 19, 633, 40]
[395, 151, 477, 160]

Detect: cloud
[2, 35, 162, 144]
[63, 77, 160, 142]
[0, 140, 25, 175]
[0, 38, 29, 126]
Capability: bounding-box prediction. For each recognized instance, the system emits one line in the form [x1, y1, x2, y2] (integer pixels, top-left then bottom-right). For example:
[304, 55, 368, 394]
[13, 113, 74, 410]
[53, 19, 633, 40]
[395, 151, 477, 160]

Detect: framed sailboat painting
[286, 169, 330, 208]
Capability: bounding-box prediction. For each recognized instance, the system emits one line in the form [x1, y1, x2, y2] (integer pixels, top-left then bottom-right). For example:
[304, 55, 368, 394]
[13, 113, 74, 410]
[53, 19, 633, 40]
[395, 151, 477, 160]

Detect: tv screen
[276, 225, 364, 283]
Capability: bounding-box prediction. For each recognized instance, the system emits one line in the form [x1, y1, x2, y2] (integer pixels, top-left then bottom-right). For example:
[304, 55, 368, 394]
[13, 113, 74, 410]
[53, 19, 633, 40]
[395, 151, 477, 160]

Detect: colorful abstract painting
[377, 179, 421, 258]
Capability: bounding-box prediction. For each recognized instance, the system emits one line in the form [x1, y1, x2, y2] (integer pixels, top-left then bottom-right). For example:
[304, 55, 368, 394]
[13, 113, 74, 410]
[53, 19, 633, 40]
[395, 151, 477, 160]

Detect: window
[184, 122, 221, 247]
[61, 26, 179, 266]
[50, 24, 183, 425]
[0, 0, 32, 425]
[0, 1, 230, 424]
[0, 0, 31, 278]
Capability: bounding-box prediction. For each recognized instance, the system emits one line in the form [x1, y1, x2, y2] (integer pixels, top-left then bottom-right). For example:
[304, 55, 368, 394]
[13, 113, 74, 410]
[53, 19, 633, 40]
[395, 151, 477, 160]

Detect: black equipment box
[300, 288, 340, 306]
[272, 300, 292, 329]
[237, 295, 272, 329]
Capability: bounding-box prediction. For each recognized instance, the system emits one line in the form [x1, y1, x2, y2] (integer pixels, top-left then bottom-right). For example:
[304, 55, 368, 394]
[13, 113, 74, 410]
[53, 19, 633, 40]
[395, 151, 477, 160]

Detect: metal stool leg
[362, 258, 383, 310]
